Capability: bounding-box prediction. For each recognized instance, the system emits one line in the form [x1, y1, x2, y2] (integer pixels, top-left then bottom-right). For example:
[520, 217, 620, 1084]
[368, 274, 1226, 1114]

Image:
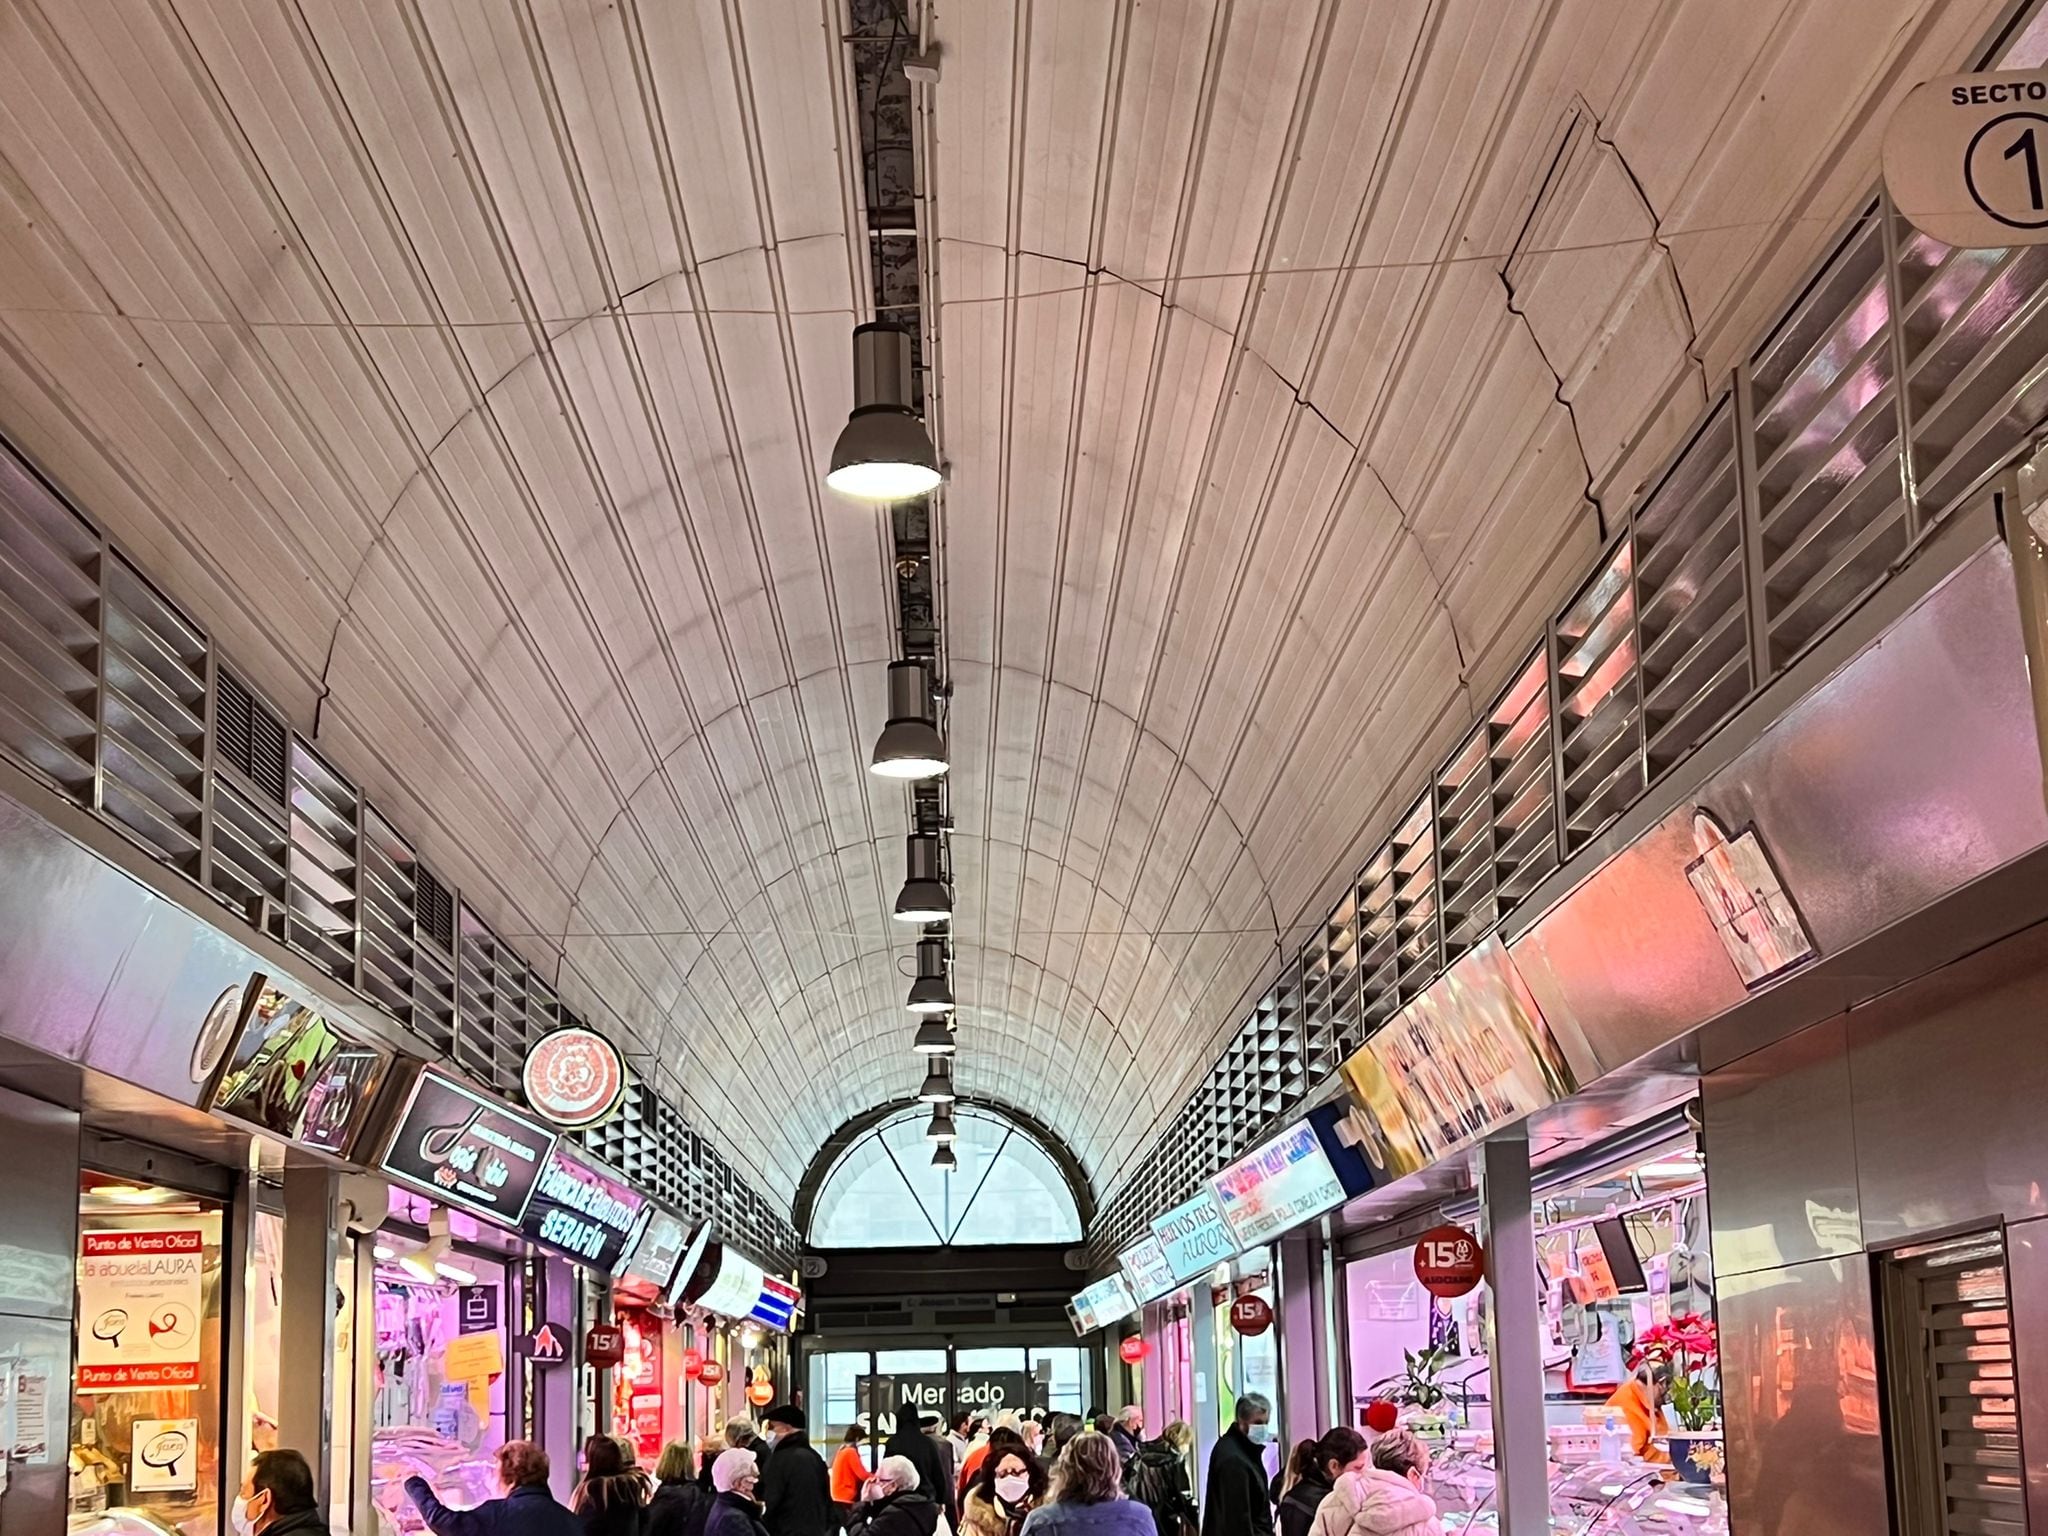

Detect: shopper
[1020, 1418, 1047, 1462]
[1602, 1362, 1675, 1464]
[1275, 1431, 1366, 1536]
[1201, 1395, 1273, 1536]
[1307, 1431, 1442, 1536]
[1108, 1410, 1143, 1468]
[701, 1438, 732, 1494]
[729, 1419, 775, 1471]
[574, 1433, 650, 1536]
[847, 1456, 943, 1536]
[925, 1414, 961, 1499]
[1123, 1425, 1197, 1536]
[832, 1426, 872, 1515]
[959, 1425, 1024, 1497]
[886, 1411, 957, 1527]
[757, 1405, 836, 1536]
[1017, 1433, 1154, 1536]
[648, 1443, 713, 1536]
[1044, 1416, 1084, 1463]
[708, 1450, 773, 1536]
[406, 1441, 584, 1536]
[948, 1412, 976, 1466]
[236, 1449, 329, 1536]
[962, 1441, 1046, 1536]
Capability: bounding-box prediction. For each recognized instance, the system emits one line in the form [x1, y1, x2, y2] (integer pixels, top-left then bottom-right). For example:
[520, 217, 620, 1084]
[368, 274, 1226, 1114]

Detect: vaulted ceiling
[0, 0, 2009, 1207]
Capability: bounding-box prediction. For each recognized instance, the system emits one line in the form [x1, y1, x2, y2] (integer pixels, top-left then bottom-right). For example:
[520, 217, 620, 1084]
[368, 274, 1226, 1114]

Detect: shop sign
[683, 1348, 705, 1379]
[753, 1275, 802, 1331]
[520, 1142, 650, 1271]
[747, 1380, 775, 1408]
[1118, 1336, 1149, 1364]
[522, 1322, 569, 1365]
[457, 1285, 499, 1335]
[380, 1070, 555, 1226]
[76, 1226, 205, 1393]
[521, 1026, 628, 1130]
[859, 1373, 1034, 1430]
[1338, 937, 1575, 1179]
[443, 1331, 505, 1383]
[1117, 1235, 1178, 1304]
[203, 977, 394, 1160]
[666, 1222, 715, 1308]
[694, 1246, 799, 1330]
[1067, 1273, 1137, 1336]
[1413, 1224, 1486, 1299]
[1150, 1189, 1236, 1283]
[1885, 69, 2048, 248]
[698, 1360, 725, 1387]
[131, 1419, 198, 1493]
[1229, 1295, 1274, 1337]
[620, 1210, 693, 1296]
[585, 1324, 626, 1369]
[1210, 1121, 1348, 1250]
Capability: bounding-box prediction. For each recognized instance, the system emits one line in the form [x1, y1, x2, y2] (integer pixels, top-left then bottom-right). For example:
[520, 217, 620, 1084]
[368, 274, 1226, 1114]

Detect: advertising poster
[1210, 1122, 1348, 1249]
[380, 1072, 555, 1226]
[1067, 1273, 1136, 1335]
[130, 1419, 199, 1492]
[206, 980, 392, 1157]
[1338, 936, 1575, 1178]
[76, 1227, 205, 1392]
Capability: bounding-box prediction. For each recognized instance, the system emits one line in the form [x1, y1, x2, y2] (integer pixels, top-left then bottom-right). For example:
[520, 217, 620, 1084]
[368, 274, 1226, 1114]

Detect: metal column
[1277, 1232, 1321, 1444]
[278, 1165, 340, 1500]
[1480, 1136, 1548, 1535]
[1190, 1283, 1220, 1502]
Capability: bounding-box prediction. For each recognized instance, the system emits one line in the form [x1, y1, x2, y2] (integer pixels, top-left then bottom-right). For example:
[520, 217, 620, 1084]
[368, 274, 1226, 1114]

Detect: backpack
[1124, 1452, 1188, 1536]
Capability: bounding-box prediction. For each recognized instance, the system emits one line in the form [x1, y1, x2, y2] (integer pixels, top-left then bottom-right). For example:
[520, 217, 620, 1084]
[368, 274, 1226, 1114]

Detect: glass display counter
[1436, 1458, 1727, 1534]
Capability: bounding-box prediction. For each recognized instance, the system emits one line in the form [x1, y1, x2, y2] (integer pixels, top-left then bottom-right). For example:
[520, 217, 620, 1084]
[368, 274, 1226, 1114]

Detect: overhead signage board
[618, 1209, 692, 1300]
[379, 1069, 555, 1227]
[694, 1245, 768, 1322]
[203, 977, 394, 1160]
[1338, 936, 1575, 1179]
[1151, 1189, 1236, 1283]
[1305, 1102, 1378, 1201]
[1117, 1235, 1179, 1304]
[752, 1274, 802, 1332]
[521, 1026, 629, 1130]
[858, 1373, 1039, 1435]
[520, 1142, 650, 1271]
[1210, 1120, 1348, 1250]
[1886, 69, 2048, 248]
[665, 1222, 715, 1308]
[1066, 1272, 1137, 1336]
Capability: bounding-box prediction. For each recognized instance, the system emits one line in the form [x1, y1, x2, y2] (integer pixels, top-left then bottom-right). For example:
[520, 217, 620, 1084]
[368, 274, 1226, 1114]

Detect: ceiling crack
[1364, 459, 1468, 681]
[1596, 124, 1710, 400]
[1499, 264, 1607, 544]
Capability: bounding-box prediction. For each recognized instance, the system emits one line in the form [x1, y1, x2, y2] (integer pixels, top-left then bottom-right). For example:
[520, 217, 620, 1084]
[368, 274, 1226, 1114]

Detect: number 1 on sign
[2008, 125, 2046, 212]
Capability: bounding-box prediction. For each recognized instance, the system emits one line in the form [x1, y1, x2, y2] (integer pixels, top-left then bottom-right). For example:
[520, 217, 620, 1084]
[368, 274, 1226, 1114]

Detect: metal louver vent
[415, 866, 456, 954]
[215, 668, 288, 809]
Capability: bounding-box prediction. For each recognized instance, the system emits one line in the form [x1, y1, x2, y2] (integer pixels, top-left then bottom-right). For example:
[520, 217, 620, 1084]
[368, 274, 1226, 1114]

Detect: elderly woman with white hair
[848, 1455, 944, 1536]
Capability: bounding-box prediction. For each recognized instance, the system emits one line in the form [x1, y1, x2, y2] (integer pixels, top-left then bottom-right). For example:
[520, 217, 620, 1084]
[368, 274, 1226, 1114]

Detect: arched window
[809, 1104, 1083, 1248]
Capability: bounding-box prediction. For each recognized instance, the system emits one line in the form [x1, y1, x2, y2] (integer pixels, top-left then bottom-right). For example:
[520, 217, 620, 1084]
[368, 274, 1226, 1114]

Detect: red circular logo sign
[585, 1325, 625, 1369]
[698, 1361, 726, 1387]
[522, 1027, 627, 1129]
[747, 1380, 775, 1407]
[1118, 1336, 1149, 1364]
[1229, 1296, 1274, 1336]
[682, 1349, 705, 1380]
[1413, 1224, 1486, 1298]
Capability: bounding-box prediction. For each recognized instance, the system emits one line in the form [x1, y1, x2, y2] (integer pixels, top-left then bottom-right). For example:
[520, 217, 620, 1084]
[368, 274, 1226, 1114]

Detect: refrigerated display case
[1435, 1458, 1727, 1534]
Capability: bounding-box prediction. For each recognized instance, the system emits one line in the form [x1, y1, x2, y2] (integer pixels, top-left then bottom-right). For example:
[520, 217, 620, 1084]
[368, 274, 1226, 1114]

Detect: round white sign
[1886, 69, 2048, 248]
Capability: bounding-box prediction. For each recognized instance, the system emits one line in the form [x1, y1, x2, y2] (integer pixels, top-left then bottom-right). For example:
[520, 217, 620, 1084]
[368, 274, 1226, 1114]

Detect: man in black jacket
[758, 1404, 837, 1536]
[884, 1414, 955, 1529]
[240, 1449, 333, 1536]
[1201, 1394, 1274, 1536]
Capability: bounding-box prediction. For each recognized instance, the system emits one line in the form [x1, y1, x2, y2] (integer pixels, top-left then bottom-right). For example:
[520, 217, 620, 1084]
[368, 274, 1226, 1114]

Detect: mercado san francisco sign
[1886, 68, 2048, 248]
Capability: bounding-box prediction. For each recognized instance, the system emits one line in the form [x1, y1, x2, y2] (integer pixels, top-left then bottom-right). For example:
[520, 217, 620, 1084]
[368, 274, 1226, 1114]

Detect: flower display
[1629, 1313, 1720, 1432]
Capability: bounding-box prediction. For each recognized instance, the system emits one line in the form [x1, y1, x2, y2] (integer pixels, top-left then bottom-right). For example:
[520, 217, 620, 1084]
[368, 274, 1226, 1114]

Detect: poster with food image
[206, 980, 392, 1157]
[76, 1226, 206, 1392]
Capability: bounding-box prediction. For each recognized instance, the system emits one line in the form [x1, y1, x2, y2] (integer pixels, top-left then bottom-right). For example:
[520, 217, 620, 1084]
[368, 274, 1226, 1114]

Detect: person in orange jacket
[1602, 1363, 1674, 1463]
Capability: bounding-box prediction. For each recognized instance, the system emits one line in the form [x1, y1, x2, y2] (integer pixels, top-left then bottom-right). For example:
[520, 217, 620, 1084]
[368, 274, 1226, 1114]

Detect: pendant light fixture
[894, 833, 952, 923]
[871, 660, 949, 780]
[912, 1016, 956, 1054]
[926, 1108, 958, 1144]
[906, 935, 954, 1015]
[932, 1143, 958, 1171]
[826, 324, 941, 502]
[917, 1056, 956, 1105]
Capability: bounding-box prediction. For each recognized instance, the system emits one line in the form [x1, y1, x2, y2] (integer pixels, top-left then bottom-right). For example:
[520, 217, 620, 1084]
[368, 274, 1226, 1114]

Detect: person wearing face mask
[406, 1441, 584, 1536]
[1201, 1396, 1274, 1536]
[234, 1450, 328, 1536]
[1306, 1431, 1441, 1536]
[707, 1450, 774, 1536]
[962, 1443, 1046, 1536]
[846, 1455, 943, 1536]
[757, 1405, 835, 1536]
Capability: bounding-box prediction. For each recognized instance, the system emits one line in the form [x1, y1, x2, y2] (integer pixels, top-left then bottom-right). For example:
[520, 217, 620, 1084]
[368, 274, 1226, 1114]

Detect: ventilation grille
[0, 448, 99, 802]
[214, 667, 288, 810]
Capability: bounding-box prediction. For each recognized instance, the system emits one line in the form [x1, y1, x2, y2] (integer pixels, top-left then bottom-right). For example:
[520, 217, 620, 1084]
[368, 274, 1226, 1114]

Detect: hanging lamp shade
[912, 1016, 956, 1054]
[871, 660, 949, 780]
[917, 1058, 956, 1104]
[906, 935, 954, 1014]
[826, 324, 941, 502]
[932, 1143, 959, 1171]
[894, 834, 952, 923]
[926, 1109, 958, 1144]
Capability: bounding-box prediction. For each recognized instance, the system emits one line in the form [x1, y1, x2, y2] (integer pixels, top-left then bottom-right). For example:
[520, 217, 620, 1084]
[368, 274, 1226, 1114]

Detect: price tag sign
[1413, 1224, 1486, 1299]
[1886, 70, 2048, 247]
[1228, 1295, 1273, 1337]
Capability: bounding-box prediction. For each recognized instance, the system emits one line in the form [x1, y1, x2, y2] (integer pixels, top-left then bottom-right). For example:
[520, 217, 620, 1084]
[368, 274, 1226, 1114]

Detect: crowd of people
[225, 1391, 1442, 1536]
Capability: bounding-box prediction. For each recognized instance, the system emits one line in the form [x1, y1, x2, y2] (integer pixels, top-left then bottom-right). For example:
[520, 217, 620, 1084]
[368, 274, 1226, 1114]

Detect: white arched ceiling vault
[0, 0, 2011, 1206]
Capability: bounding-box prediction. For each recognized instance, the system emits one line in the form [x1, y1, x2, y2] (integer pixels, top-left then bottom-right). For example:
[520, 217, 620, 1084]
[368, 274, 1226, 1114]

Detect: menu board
[1338, 935, 1575, 1178]
[1210, 1121, 1348, 1249]
[1151, 1189, 1236, 1282]
[520, 1142, 649, 1270]
[1117, 1235, 1179, 1303]
[204, 978, 393, 1158]
[618, 1210, 692, 1298]
[1066, 1273, 1137, 1336]
[379, 1070, 555, 1226]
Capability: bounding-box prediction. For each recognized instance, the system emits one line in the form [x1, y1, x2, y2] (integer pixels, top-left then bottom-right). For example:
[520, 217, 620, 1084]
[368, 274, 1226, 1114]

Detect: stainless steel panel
[1718, 1255, 1887, 1536]
[0, 1083, 81, 1317]
[2002, 1215, 2048, 1536]
[1701, 1018, 1862, 1278]
[1848, 916, 2048, 1246]
[0, 785, 266, 1107]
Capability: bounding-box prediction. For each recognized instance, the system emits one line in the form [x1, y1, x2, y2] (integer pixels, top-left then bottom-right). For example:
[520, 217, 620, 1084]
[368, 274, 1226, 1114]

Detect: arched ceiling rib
[0, 0, 2014, 1207]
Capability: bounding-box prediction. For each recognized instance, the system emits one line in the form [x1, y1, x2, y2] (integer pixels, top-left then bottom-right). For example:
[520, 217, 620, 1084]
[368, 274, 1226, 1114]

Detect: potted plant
[1630, 1314, 1720, 1484]
[1361, 1345, 1458, 1441]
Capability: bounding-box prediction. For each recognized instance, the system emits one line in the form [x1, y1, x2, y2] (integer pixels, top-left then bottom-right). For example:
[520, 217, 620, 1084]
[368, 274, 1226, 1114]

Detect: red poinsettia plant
[1629, 1314, 1719, 1432]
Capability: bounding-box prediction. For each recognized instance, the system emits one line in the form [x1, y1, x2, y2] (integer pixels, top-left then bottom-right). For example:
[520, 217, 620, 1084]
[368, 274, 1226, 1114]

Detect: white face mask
[232, 1495, 260, 1536]
[995, 1474, 1030, 1505]
[1246, 1425, 1275, 1446]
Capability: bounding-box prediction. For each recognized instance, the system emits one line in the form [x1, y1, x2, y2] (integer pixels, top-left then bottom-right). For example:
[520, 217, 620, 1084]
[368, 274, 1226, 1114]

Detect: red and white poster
[76, 1227, 205, 1392]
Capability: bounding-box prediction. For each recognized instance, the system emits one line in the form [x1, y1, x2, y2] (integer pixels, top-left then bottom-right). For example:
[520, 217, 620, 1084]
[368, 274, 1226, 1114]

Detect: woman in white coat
[1307, 1430, 1443, 1536]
